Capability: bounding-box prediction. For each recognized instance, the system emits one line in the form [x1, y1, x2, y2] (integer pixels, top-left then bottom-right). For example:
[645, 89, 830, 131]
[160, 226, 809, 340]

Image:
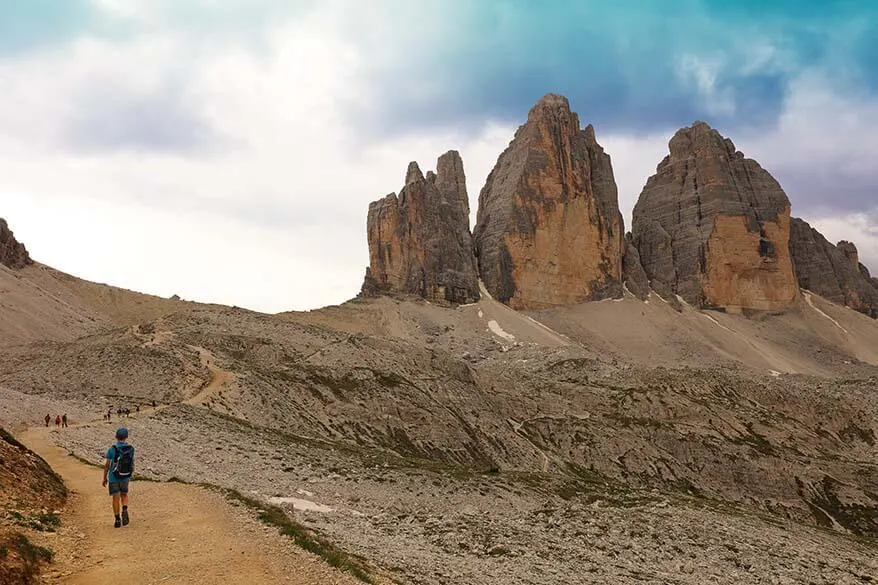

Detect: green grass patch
[223, 488, 377, 584]
[68, 452, 101, 468]
[15, 533, 53, 564]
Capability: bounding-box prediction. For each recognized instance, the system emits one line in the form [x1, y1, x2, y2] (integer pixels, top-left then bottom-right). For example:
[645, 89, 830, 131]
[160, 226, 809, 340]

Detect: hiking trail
[17, 425, 365, 585]
[184, 347, 235, 406]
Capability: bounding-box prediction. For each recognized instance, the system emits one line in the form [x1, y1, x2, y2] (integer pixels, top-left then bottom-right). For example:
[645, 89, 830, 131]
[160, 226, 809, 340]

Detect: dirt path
[184, 347, 234, 406]
[17, 426, 364, 585]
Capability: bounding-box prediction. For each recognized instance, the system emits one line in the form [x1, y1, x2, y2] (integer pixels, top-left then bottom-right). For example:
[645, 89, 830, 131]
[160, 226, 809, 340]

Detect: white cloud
[0, 10, 513, 312]
[2, 4, 876, 315]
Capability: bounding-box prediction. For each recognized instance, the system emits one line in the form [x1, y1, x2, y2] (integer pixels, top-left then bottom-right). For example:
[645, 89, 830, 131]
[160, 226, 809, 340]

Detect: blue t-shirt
[106, 441, 135, 483]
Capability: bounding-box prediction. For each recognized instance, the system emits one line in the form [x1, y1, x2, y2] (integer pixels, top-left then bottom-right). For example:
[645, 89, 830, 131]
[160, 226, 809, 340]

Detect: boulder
[632, 122, 799, 312]
[0, 218, 32, 269]
[789, 218, 878, 318]
[473, 94, 624, 309]
[363, 151, 480, 304]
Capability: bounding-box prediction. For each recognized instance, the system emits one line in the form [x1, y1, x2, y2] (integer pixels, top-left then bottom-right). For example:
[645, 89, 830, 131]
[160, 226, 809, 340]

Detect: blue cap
[115, 427, 129, 440]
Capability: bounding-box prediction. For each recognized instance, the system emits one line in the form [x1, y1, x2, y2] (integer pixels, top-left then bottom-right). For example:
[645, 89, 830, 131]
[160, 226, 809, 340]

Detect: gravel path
[17, 423, 371, 585]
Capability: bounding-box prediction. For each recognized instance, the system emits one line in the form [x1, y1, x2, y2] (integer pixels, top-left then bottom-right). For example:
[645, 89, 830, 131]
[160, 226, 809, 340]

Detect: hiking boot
[114, 516, 121, 528]
[121, 508, 129, 526]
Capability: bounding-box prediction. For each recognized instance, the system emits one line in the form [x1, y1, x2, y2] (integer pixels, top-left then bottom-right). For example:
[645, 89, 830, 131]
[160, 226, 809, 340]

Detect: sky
[1, 0, 877, 313]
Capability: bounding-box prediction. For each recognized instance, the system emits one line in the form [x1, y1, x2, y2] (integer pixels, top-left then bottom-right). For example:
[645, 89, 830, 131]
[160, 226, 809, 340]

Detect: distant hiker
[54, 415, 61, 427]
[102, 427, 135, 528]
[61, 414, 68, 428]
[44, 414, 51, 427]
[116, 407, 122, 419]
[151, 400, 156, 408]
[135, 405, 140, 413]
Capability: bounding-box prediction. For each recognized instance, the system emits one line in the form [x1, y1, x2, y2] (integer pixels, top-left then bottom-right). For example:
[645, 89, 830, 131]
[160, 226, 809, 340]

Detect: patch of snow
[268, 497, 335, 513]
[769, 370, 782, 377]
[458, 302, 478, 308]
[477, 309, 484, 319]
[804, 293, 848, 333]
[487, 320, 516, 342]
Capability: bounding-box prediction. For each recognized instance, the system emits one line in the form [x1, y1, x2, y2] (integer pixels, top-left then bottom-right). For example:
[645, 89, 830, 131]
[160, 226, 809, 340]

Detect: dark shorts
[108, 480, 130, 496]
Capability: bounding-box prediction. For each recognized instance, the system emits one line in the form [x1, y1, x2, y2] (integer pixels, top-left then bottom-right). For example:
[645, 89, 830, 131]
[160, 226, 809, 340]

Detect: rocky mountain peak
[405, 161, 424, 186]
[789, 219, 878, 318]
[837, 240, 860, 268]
[528, 93, 573, 117]
[0, 218, 33, 270]
[632, 123, 799, 312]
[363, 152, 479, 304]
[473, 94, 624, 309]
[434, 150, 469, 215]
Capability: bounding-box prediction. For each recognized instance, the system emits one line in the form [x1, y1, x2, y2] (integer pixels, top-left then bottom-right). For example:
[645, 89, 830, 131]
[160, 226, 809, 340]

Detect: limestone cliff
[632, 122, 799, 312]
[473, 94, 624, 309]
[0, 219, 32, 269]
[789, 218, 878, 318]
[363, 151, 479, 304]
[622, 234, 650, 300]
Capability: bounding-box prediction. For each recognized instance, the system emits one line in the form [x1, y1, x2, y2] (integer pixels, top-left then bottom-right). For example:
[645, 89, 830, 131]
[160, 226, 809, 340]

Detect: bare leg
[112, 493, 121, 516]
[120, 493, 129, 508]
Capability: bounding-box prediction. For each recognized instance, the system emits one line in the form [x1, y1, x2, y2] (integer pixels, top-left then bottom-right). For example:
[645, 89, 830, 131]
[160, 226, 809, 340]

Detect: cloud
[734, 75, 878, 219]
[0, 10, 514, 311]
[64, 78, 219, 153]
[336, 0, 878, 140]
[0, 0, 96, 54]
[0, 1, 877, 312]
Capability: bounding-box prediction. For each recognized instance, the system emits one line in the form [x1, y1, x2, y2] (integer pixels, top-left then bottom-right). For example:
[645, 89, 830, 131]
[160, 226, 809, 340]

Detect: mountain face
[362, 151, 480, 305]
[472, 94, 624, 309]
[632, 122, 799, 312]
[0, 219, 32, 269]
[622, 233, 650, 300]
[790, 218, 878, 318]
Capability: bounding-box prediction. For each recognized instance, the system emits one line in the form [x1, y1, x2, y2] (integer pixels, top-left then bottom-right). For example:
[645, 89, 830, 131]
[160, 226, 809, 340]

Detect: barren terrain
[1, 265, 877, 583]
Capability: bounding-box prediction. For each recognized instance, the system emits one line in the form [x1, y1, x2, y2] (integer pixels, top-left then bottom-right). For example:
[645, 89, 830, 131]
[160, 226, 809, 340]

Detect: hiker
[44, 414, 51, 427]
[102, 427, 135, 528]
[62, 414, 68, 428]
[135, 405, 140, 413]
[151, 400, 156, 408]
[55, 415, 61, 427]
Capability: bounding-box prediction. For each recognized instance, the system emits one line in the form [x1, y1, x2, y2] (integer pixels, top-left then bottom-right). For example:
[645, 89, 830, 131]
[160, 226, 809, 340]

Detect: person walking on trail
[54, 415, 61, 427]
[61, 414, 68, 428]
[102, 427, 135, 528]
[44, 414, 50, 427]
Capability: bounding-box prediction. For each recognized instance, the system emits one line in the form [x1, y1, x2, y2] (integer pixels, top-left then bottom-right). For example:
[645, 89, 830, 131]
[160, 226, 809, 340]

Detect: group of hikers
[103, 400, 157, 421]
[44, 413, 68, 427]
[104, 405, 139, 420]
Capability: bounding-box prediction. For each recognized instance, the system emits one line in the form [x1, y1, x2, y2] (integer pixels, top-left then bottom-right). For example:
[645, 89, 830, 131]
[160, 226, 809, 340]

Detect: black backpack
[111, 444, 134, 478]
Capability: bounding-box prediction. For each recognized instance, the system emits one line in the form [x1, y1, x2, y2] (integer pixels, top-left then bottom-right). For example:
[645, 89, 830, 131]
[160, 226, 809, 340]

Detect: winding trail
[17, 425, 363, 585]
[184, 347, 234, 406]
